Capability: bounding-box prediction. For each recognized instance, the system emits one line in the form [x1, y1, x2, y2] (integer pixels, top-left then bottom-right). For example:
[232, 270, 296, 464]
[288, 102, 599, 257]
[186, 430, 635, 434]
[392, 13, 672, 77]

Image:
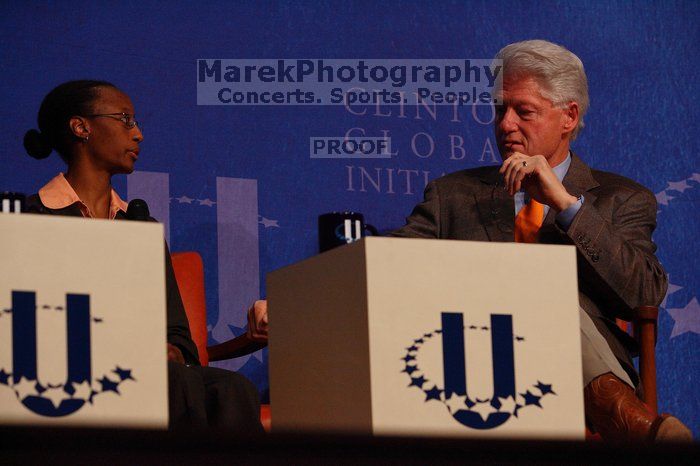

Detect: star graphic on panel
[0, 369, 11, 385]
[535, 381, 556, 396]
[98, 376, 120, 394]
[402, 365, 419, 375]
[401, 354, 416, 362]
[198, 198, 216, 207]
[666, 180, 691, 193]
[513, 403, 524, 417]
[113, 366, 135, 382]
[42, 387, 67, 409]
[660, 280, 683, 309]
[34, 381, 47, 394]
[13, 377, 37, 401]
[259, 216, 280, 228]
[497, 395, 517, 413]
[71, 381, 93, 400]
[471, 401, 495, 421]
[655, 191, 674, 206]
[175, 195, 194, 204]
[424, 385, 443, 402]
[667, 297, 700, 338]
[520, 390, 542, 408]
[444, 393, 469, 413]
[409, 375, 427, 389]
[63, 381, 75, 396]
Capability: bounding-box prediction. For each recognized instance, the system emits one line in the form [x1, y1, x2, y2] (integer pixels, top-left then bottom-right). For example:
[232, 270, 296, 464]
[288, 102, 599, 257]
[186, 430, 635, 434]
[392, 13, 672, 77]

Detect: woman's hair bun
[23, 129, 52, 159]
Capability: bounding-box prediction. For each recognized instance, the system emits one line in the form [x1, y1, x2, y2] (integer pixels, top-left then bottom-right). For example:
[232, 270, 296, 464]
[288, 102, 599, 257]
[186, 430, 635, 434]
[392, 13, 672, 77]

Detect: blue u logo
[402, 312, 554, 429]
[441, 312, 515, 429]
[11, 291, 92, 417]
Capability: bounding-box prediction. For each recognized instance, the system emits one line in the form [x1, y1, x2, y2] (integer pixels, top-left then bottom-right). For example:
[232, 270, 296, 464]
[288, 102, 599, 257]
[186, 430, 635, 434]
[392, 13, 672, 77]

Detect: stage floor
[1, 426, 697, 465]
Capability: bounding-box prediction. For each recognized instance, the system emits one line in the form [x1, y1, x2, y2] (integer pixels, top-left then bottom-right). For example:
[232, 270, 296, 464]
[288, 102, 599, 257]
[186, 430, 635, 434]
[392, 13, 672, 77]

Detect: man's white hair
[496, 39, 589, 139]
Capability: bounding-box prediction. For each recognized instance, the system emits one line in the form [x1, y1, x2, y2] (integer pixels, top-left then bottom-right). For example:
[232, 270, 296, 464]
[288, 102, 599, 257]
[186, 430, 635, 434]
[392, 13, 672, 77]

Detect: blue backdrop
[1, 0, 698, 436]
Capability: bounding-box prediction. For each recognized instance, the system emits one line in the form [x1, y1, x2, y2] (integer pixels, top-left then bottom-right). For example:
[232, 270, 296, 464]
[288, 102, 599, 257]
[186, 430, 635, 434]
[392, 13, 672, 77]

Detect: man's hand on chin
[499, 151, 578, 212]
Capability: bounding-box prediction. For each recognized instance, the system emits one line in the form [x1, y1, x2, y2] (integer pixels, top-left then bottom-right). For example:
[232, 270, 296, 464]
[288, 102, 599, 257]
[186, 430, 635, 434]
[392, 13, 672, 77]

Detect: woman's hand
[246, 300, 269, 342]
[167, 343, 185, 364]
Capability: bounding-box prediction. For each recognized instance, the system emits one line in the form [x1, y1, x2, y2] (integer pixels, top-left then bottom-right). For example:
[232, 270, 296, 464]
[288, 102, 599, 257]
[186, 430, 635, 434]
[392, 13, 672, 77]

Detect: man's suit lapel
[561, 152, 600, 199]
[474, 168, 515, 242]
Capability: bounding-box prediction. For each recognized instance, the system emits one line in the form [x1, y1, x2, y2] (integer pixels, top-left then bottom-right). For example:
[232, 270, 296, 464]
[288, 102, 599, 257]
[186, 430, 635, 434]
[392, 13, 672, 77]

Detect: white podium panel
[0, 214, 168, 428]
[268, 237, 584, 439]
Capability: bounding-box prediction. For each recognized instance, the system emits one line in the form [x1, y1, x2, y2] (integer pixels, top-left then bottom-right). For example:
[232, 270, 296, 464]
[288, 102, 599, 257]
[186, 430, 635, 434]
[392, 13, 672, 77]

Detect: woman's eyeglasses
[85, 113, 139, 129]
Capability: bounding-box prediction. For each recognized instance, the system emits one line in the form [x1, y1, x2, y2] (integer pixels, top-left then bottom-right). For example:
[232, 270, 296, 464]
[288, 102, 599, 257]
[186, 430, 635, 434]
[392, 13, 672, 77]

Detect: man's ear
[561, 101, 579, 136]
[69, 116, 90, 141]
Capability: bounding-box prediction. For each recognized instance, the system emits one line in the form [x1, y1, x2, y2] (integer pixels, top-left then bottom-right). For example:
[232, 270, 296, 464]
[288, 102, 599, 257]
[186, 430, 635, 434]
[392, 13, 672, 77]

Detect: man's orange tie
[514, 198, 544, 243]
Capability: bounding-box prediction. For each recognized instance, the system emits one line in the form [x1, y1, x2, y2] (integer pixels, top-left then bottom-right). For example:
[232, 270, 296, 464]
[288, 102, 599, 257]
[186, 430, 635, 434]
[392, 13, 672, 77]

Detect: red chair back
[171, 252, 209, 366]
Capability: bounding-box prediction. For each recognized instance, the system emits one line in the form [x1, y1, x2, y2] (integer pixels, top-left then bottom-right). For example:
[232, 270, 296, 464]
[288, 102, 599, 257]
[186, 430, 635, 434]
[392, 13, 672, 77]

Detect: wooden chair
[170, 251, 270, 431]
[617, 306, 659, 413]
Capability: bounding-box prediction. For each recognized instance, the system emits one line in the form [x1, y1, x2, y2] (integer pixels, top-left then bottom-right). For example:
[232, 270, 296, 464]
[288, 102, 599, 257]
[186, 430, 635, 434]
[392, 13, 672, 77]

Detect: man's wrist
[554, 193, 579, 212]
[555, 194, 584, 231]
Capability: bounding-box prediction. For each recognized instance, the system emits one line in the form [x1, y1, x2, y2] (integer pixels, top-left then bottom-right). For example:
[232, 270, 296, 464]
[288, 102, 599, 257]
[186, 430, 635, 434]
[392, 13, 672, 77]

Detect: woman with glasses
[24, 80, 143, 219]
[23, 80, 265, 432]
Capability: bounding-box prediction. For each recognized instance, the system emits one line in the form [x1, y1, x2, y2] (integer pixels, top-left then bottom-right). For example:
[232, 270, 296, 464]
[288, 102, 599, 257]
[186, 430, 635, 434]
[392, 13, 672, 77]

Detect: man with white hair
[392, 39, 691, 442]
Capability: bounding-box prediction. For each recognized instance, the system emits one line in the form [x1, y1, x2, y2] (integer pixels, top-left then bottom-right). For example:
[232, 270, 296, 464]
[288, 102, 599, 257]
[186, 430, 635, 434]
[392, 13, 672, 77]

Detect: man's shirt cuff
[555, 195, 584, 231]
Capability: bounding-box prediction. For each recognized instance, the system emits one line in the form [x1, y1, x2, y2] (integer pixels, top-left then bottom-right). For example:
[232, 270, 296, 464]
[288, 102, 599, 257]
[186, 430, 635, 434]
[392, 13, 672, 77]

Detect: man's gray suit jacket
[390, 153, 668, 385]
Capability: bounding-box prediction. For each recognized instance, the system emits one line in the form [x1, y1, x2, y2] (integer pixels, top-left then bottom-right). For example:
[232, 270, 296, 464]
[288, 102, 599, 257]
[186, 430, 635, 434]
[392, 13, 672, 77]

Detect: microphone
[126, 199, 150, 221]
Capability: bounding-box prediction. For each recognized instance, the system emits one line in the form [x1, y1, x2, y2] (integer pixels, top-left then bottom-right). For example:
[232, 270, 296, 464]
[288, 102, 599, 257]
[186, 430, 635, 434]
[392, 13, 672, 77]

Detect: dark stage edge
[1, 426, 697, 465]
